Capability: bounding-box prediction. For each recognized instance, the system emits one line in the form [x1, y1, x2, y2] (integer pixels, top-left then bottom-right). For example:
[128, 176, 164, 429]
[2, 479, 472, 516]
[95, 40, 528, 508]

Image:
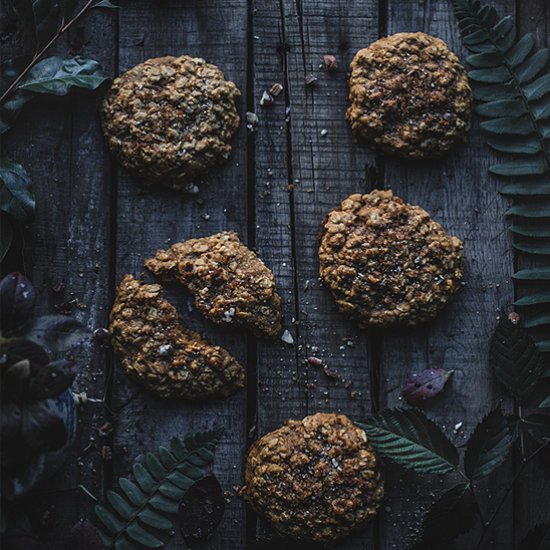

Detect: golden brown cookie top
[145, 231, 283, 339]
[101, 55, 240, 191]
[347, 32, 472, 159]
[319, 189, 463, 327]
[240, 412, 384, 542]
[109, 274, 245, 399]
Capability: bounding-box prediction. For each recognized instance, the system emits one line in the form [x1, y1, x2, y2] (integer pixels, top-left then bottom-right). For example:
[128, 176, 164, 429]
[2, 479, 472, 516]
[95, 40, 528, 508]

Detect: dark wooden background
[2, 0, 549, 548]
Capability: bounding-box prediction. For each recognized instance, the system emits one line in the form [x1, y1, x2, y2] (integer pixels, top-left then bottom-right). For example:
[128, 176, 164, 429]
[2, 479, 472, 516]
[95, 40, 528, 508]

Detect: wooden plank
[514, 3, 550, 545]
[110, 1, 249, 548]
[0, 4, 116, 542]
[378, 1, 517, 549]
[280, 0, 380, 548]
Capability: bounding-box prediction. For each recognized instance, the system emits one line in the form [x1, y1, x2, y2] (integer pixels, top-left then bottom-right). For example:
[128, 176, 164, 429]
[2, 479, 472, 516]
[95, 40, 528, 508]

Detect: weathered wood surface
[1, 0, 548, 548]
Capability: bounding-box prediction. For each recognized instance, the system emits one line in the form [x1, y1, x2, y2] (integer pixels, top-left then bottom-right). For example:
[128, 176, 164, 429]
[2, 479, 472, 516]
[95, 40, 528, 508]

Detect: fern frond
[452, 0, 550, 342]
[94, 428, 223, 549]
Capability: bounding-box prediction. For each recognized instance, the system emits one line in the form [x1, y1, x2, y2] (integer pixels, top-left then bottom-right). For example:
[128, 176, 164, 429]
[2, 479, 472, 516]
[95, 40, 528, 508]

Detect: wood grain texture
[1, 3, 116, 543]
[2, 0, 549, 548]
[110, 2, 249, 548]
[378, 1, 517, 549]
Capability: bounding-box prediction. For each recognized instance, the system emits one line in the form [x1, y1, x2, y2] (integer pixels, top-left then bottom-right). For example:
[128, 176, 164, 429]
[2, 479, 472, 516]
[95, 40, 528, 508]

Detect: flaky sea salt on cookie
[109, 275, 245, 399]
[347, 32, 472, 159]
[319, 189, 463, 327]
[101, 55, 240, 191]
[145, 232, 283, 339]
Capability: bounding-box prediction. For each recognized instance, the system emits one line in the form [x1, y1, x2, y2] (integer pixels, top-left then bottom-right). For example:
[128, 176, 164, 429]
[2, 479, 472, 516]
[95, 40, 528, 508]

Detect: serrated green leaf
[488, 135, 540, 154]
[95, 504, 125, 534]
[507, 201, 550, 217]
[475, 98, 526, 117]
[490, 158, 547, 176]
[358, 409, 458, 474]
[126, 523, 163, 548]
[133, 463, 156, 493]
[0, 213, 13, 262]
[517, 49, 550, 83]
[481, 115, 534, 135]
[489, 316, 544, 400]
[0, 159, 35, 224]
[145, 453, 168, 480]
[413, 483, 478, 545]
[469, 66, 511, 83]
[1, 57, 34, 135]
[523, 413, 550, 442]
[464, 407, 512, 480]
[18, 56, 108, 95]
[22, 0, 62, 51]
[119, 478, 146, 506]
[537, 341, 550, 353]
[506, 33, 536, 67]
[515, 292, 550, 306]
[93, 0, 119, 7]
[514, 242, 550, 255]
[525, 74, 550, 101]
[106, 490, 135, 520]
[513, 267, 550, 280]
[523, 311, 550, 328]
[158, 446, 178, 469]
[539, 396, 550, 409]
[138, 507, 173, 531]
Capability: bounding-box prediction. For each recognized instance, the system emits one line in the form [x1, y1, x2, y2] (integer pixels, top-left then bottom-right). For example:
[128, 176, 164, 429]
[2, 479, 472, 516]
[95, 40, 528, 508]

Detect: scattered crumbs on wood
[281, 329, 294, 344]
[323, 54, 338, 71]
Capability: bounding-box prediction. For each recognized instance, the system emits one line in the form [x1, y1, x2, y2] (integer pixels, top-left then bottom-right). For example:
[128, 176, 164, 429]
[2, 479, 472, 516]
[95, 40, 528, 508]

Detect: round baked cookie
[101, 55, 240, 191]
[347, 32, 472, 159]
[319, 189, 463, 327]
[240, 413, 384, 542]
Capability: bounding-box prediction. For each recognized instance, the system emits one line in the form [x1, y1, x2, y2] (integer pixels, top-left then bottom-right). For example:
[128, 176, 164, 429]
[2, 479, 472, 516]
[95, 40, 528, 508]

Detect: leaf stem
[474, 441, 548, 550]
[0, 0, 97, 105]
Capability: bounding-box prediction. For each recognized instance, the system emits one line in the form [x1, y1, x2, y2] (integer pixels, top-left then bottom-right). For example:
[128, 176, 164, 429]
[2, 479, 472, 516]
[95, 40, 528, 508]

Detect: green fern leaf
[515, 293, 550, 306]
[516, 49, 550, 83]
[523, 312, 550, 328]
[490, 158, 547, 176]
[514, 242, 550, 255]
[501, 179, 550, 195]
[510, 224, 550, 237]
[506, 33, 536, 66]
[480, 115, 534, 135]
[537, 341, 550, 353]
[469, 66, 511, 83]
[475, 98, 526, 117]
[467, 51, 501, 68]
[473, 82, 519, 101]
[524, 74, 550, 100]
[94, 429, 223, 549]
[487, 135, 540, 154]
[513, 267, 550, 280]
[507, 202, 550, 217]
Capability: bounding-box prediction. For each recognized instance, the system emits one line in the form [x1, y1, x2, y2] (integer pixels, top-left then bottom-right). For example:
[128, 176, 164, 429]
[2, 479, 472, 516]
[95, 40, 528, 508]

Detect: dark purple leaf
[0, 272, 36, 333]
[20, 401, 67, 453]
[28, 359, 77, 400]
[64, 519, 103, 550]
[179, 475, 225, 545]
[402, 368, 453, 405]
[23, 314, 88, 352]
[2, 338, 49, 368]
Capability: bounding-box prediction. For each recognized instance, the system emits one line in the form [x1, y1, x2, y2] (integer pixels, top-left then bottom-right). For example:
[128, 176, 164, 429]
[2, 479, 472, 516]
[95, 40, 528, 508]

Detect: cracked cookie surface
[145, 232, 282, 339]
[101, 55, 240, 191]
[240, 413, 384, 542]
[347, 32, 472, 159]
[319, 189, 463, 327]
[109, 274, 245, 399]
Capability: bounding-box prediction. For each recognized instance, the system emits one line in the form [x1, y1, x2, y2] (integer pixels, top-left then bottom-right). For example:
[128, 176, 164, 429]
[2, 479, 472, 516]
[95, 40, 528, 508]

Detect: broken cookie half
[144, 231, 283, 339]
[109, 274, 245, 399]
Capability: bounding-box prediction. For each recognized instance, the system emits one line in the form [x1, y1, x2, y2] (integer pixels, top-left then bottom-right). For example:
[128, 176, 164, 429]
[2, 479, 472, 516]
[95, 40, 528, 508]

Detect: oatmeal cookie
[145, 232, 282, 339]
[109, 274, 245, 399]
[319, 189, 463, 327]
[101, 55, 240, 191]
[240, 413, 384, 542]
[347, 32, 472, 158]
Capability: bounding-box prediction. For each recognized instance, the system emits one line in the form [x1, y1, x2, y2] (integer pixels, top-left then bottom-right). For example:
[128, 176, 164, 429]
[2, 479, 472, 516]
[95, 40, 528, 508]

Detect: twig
[474, 442, 548, 550]
[0, 0, 97, 105]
